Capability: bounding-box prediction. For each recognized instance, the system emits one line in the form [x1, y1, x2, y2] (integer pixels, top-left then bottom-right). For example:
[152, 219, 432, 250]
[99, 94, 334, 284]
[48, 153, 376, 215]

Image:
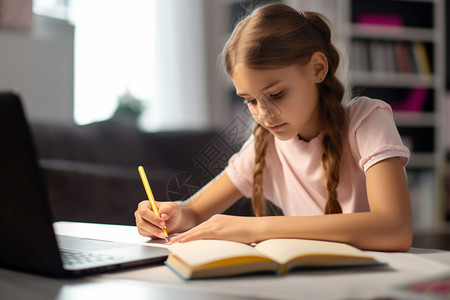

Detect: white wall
[203, 0, 235, 130]
[0, 14, 74, 124]
[139, 0, 210, 131]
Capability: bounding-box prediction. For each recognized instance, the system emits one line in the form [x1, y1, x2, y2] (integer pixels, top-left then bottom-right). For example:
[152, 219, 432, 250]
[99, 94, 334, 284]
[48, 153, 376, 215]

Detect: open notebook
[166, 239, 383, 279]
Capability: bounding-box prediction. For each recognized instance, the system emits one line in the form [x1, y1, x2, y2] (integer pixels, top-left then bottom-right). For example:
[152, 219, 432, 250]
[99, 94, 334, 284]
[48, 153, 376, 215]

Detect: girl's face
[232, 56, 325, 141]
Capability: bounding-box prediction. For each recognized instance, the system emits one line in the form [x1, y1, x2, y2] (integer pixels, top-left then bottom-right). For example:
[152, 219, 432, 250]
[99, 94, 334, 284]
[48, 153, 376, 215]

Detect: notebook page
[168, 240, 268, 267]
[255, 239, 373, 265]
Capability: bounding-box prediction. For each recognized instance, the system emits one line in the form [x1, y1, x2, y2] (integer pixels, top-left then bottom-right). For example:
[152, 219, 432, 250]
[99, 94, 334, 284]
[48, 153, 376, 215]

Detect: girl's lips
[267, 123, 286, 131]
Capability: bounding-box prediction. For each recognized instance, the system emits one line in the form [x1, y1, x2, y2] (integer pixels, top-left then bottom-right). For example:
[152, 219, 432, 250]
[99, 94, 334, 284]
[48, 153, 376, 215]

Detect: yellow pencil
[138, 166, 169, 243]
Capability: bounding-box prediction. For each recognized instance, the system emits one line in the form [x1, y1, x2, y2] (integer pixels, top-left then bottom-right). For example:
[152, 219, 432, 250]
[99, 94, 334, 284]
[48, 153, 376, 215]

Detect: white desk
[1, 222, 450, 300]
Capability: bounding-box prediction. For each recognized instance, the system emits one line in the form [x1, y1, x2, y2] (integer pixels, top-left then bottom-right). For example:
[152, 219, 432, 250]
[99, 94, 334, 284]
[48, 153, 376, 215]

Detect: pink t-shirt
[225, 97, 410, 216]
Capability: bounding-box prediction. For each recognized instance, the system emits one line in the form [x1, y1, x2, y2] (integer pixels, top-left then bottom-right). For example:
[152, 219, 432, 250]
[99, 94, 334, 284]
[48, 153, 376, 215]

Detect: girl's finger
[138, 201, 165, 227]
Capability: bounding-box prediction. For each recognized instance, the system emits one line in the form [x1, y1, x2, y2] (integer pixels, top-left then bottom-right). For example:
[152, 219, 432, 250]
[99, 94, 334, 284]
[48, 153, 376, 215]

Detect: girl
[135, 3, 412, 251]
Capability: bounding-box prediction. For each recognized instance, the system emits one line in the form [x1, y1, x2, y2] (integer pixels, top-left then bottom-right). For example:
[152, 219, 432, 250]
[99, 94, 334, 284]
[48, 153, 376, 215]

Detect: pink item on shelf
[356, 13, 404, 26]
[391, 88, 428, 111]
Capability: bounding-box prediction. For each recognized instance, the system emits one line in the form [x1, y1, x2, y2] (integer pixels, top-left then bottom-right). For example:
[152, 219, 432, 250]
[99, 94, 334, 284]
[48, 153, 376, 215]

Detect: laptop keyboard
[61, 249, 121, 266]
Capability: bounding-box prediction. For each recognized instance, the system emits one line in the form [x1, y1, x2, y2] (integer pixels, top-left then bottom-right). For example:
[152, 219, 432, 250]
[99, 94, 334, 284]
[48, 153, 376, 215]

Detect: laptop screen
[0, 92, 64, 275]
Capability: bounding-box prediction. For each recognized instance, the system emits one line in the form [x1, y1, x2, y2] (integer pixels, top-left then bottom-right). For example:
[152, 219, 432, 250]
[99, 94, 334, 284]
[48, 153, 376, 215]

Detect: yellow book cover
[412, 42, 431, 75]
[165, 239, 383, 279]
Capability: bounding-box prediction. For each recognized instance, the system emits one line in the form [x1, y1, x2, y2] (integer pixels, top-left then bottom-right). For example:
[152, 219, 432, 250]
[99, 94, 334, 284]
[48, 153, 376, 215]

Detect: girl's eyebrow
[236, 80, 282, 97]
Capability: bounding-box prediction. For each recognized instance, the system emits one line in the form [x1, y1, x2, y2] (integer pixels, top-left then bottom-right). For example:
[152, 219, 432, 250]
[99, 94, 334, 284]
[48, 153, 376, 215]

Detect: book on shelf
[351, 40, 431, 77]
[411, 42, 431, 75]
[350, 39, 370, 72]
[370, 40, 388, 74]
[394, 42, 414, 74]
[384, 42, 397, 74]
[165, 238, 383, 280]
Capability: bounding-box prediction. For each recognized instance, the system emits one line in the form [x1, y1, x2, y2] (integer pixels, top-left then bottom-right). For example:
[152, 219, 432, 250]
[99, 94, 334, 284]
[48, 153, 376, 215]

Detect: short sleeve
[225, 135, 256, 197]
[348, 98, 410, 172]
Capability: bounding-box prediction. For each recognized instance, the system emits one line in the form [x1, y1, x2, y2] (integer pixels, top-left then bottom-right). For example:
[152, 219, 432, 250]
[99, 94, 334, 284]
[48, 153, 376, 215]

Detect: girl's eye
[243, 99, 257, 105]
[270, 91, 284, 99]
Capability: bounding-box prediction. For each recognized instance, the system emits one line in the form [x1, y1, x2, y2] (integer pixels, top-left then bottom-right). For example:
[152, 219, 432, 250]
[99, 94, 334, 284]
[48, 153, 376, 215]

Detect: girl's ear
[310, 52, 328, 83]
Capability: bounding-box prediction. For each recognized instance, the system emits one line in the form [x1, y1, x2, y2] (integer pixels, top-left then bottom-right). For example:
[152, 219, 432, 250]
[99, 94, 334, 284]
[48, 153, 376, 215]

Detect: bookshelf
[344, 0, 446, 230]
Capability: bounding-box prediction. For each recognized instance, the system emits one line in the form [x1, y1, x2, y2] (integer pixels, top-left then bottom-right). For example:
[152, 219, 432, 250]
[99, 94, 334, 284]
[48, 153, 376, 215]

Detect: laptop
[0, 92, 169, 277]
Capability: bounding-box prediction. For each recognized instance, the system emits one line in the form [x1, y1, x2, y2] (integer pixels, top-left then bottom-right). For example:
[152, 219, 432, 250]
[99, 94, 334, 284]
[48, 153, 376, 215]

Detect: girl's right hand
[134, 200, 182, 239]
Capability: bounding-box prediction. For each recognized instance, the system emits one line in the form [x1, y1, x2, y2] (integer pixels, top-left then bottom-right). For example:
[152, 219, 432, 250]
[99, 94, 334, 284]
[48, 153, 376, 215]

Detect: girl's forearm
[256, 211, 412, 251]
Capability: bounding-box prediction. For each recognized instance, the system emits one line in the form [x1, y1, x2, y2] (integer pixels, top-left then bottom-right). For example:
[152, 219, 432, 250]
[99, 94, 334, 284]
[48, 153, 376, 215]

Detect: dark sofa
[31, 120, 255, 225]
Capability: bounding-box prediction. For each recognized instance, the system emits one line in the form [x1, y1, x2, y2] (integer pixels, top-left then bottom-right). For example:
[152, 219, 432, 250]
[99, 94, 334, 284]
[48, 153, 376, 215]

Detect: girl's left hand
[169, 214, 260, 244]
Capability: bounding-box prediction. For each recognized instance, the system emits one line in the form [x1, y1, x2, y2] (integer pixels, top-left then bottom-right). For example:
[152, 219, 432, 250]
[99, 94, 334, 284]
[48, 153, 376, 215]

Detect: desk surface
[1, 222, 450, 300]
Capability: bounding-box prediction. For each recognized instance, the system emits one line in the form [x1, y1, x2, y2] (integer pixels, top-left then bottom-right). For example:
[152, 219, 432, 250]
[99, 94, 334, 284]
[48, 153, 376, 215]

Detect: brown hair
[222, 3, 347, 216]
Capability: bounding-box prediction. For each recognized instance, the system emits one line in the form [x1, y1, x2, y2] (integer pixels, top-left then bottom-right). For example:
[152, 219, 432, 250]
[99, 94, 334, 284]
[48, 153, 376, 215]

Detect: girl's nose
[257, 105, 277, 119]
[256, 93, 281, 119]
